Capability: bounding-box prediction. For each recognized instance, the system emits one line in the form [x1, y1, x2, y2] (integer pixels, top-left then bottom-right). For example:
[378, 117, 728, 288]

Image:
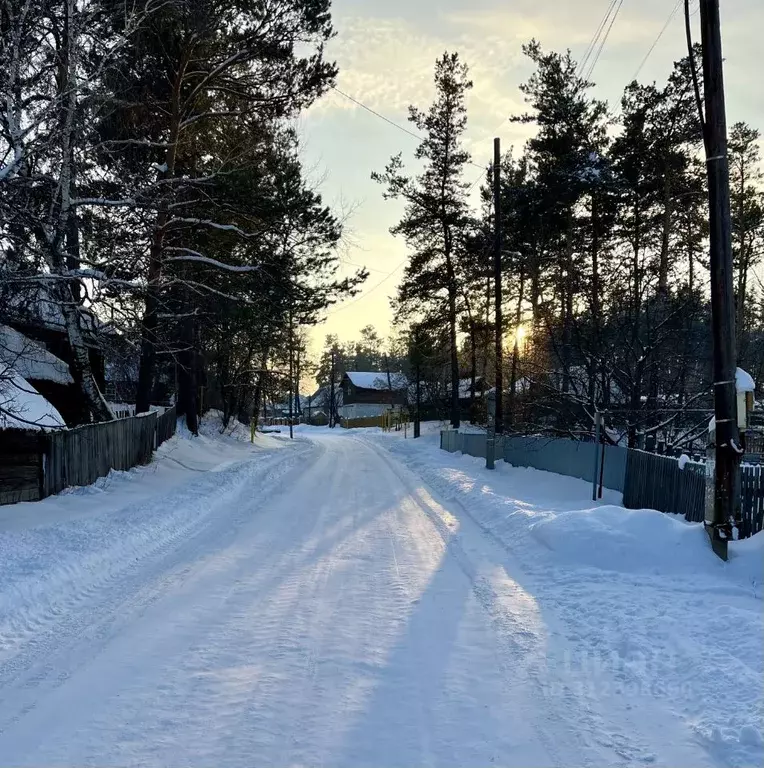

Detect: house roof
[0, 370, 67, 430]
[0, 282, 112, 345]
[0, 325, 73, 385]
[344, 371, 408, 391]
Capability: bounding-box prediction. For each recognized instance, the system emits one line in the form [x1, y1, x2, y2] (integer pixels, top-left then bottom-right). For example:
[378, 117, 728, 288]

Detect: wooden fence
[622, 450, 706, 522]
[740, 464, 764, 538]
[441, 430, 764, 539]
[1, 406, 177, 505]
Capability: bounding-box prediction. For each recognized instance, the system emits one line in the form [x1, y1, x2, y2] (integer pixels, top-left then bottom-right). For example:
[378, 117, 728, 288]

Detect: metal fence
[1, 406, 177, 505]
[440, 429, 764, 539]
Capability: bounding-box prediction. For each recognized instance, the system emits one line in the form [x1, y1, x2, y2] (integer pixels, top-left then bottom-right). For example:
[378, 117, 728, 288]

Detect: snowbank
[0, 419, 301, 679]
[349, 426, 763, 768]
[0, 411, 288, 532]
[528, 503, 756, 577]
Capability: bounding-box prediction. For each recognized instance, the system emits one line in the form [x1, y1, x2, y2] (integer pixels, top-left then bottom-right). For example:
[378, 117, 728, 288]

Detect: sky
[299, 0, 764, 360]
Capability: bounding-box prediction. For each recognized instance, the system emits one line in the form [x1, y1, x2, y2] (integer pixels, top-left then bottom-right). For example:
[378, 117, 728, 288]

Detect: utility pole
[288, 308, 294, 439]
[329, 348, 336, 428]
[493, 137, 504, 433]
[699, 0, 740, 559]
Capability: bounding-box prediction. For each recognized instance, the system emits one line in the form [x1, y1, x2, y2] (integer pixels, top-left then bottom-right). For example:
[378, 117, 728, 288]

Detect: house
[339, 371, 408, 419]
[303, 384, 342, 424]
[0, 284, 110, 424]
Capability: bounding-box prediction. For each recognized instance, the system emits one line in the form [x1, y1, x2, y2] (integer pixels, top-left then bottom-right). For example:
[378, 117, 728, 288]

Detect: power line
[632, 0, 683, 80]
[339, 258, 389, 274]
[577, 0, 619, 78]
[325, 258, 407, 316]
[331, 86, 422, 142]
[330, 85, 485, 170]
[584, 0, 624, 81]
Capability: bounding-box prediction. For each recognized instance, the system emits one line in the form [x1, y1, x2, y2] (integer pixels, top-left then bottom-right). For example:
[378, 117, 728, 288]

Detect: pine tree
[373, 52, 473, 428]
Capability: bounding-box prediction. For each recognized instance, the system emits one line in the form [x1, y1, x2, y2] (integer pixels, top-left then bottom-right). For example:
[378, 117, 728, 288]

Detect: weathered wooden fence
[1, 406, 177, 505]
[622, 449, 706, 521]
[155, 407, 177, 447]
[440, 430, 764, 539]
[740, 464, 764, 538]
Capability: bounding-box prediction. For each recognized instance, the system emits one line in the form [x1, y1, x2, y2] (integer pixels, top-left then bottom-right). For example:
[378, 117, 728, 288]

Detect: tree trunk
[51, 0, 112, 424]
[136, 49, 188, 414]
[447, 281, 460, 429]
[508, 266, 525, 428]
[658, 171, 672, 294]
[176, 301, 198, 435]
[414, 361, 421, 438]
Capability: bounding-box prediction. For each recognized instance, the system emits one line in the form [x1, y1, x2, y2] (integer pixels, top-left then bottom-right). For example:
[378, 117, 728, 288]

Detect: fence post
[486, 390, 496, 470]
[592, 411, 602, 501]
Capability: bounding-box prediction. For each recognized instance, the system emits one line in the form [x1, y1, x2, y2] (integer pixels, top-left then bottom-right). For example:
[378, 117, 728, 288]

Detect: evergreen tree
[373, 52, 473, 428]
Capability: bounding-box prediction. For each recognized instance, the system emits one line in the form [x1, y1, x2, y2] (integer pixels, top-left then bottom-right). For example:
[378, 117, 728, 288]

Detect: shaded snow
[346, 423, 764, 768]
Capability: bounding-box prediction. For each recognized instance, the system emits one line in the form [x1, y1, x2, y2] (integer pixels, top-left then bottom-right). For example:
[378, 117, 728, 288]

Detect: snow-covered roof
[447, 376, 487, 398]
[736, 367, 755, 393]
[0, 325, 73, 384]
[344, 371, 408, 391]
[0, 371, 67, 430]
[0, 283, 112, 343]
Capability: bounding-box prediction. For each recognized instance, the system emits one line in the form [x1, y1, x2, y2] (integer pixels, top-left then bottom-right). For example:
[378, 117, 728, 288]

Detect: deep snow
[0, 417, 760, 767]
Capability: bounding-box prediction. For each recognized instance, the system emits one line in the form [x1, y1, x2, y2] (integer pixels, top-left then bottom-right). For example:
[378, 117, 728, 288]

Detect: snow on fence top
[345, 371, 408, 390]
[0, 325, 73, 385]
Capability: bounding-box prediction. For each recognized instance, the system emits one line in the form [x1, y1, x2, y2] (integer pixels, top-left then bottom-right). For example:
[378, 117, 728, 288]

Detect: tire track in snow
[357, 435, 657, 768]
[0, 441, 314, 735]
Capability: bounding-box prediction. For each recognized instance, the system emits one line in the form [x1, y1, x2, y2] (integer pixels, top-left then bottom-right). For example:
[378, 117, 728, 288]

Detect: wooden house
[340, 371, 408, 419]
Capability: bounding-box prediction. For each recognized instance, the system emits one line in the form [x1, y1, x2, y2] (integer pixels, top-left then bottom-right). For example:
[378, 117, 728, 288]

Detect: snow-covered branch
[164, 248, 261, 272]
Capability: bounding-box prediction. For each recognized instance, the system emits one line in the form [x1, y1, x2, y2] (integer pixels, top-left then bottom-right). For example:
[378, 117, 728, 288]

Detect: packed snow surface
[0, 417, 760, 767]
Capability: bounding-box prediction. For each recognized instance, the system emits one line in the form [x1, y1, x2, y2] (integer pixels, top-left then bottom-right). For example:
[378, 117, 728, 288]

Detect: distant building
[339, 371, 408, 419]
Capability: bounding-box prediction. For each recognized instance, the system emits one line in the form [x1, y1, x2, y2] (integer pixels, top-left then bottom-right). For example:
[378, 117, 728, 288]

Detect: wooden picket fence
[622, 450, 707, 522]
[740, 464, 764, 539]
[606, 448, 764, 536]
[0, 406, 177, 505]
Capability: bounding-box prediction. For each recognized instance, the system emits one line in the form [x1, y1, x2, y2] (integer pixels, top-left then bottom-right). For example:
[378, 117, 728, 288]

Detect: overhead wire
[325, 258, 407, 316]
[632, 0, 683, 81]
[583, 0, 624, 81]
[577, 0, 620, 78]
[327, 83, 488, 313]
[330, 85, 485, 170]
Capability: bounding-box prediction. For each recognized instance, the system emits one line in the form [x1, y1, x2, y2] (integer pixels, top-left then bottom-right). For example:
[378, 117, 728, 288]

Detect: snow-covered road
[0, 429, 759, 766]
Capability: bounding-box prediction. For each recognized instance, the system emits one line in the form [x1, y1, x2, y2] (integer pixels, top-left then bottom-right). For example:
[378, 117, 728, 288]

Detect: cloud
[313, 13, 537, 158]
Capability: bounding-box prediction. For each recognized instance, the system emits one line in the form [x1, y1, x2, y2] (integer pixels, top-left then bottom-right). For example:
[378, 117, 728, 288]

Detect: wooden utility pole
[699, 0, 740, 558]
[329, 348, 336, 428]
[493, 137, 504, 433]
[288, 309, 294, 439]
